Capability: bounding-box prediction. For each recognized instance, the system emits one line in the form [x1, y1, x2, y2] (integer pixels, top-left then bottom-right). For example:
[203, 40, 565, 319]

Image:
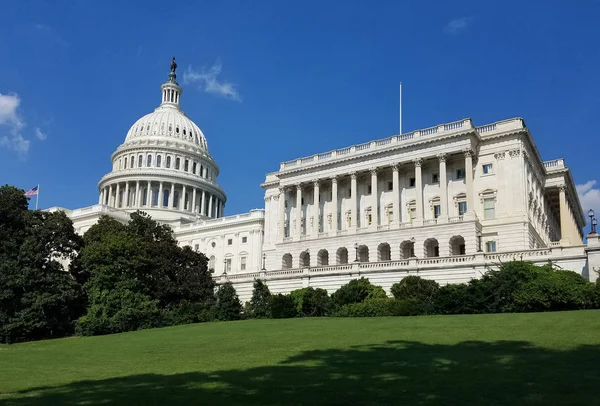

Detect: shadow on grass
[2, 340, 599, 405]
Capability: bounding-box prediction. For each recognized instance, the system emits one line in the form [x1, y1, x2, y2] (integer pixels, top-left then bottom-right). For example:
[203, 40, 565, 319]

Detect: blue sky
[1, 0, 600, 228]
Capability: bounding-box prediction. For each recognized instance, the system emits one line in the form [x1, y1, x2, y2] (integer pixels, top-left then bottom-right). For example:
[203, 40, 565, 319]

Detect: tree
[249, 279, 271, 318]
[289, 287, 331, 317]
[270, 294, 297, 319]
[215, 282, 242, 321]
[0, 186, 84, 343]
[331, 278, 387, 308]
[391, 276, 440, 303]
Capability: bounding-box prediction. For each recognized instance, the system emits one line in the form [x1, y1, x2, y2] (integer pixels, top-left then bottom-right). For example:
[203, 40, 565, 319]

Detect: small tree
[270, 294, 297, 319]
[290, 287, 331, 317]
[331, 278, 386, 308]
[215, 282, 242, 321]
[249, 279, 271, 318]
[391, 276, 440, 303]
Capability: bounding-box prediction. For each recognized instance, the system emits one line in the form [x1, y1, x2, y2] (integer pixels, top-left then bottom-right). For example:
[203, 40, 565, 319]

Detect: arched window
[163, 189, 169, 207]
[400, 240, 415, 259]
[147, 155, 152, 167]
[118, 159, 122, 170]
[175, 158, 180, 170]
[183, 129, 187, 136]
[200, 165, 204, 177]
[282, 253, 293, 269]
[317, 249, 329, 266]
[184, 192, 189, 210]
[299, 251, 310, 268]
[173, 191, 179, 208]
[166, 156, 171, 168]
[424, 238, 440, 257]
[157, 155, 162, 168]
[138, 155, 143, 167]
[450, 236, 466, 255]
[357, 245, 369, 262]
[130, 155, 134, 168]
[142, 188, 148, 206]
[184, 159, 189, 172]
[176, 126, 179, 134]
[152, 189, 159, 207]
[124, 157, 128, 169]
[192, 162, 197, 174]
[377, 243, 391, 261]
[336, 247, 348, 265]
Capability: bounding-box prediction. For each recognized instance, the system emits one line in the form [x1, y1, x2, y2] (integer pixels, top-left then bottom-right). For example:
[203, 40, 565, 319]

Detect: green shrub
[215, 282, 242, 321]
[270, 294, 297, 319]
[332, 298, 425, 317]
[248, 279, 271, 318]
[331, 278, 387, 308]
[391, 276, 439, 302]
[289, 287, 331, 317]
[432, 284, 476, 315]
[160, 301, 215, 326]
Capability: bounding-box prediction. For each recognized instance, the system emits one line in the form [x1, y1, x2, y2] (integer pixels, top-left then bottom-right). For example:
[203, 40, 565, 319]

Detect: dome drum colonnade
[97, 57, 226, 220]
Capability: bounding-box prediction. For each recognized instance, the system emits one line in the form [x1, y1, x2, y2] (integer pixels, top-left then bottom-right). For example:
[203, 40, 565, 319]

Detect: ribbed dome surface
[124, 105, 209, 151]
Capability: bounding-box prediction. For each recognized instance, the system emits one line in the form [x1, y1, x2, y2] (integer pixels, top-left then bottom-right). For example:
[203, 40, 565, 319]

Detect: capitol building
[50, 60, 600, 302]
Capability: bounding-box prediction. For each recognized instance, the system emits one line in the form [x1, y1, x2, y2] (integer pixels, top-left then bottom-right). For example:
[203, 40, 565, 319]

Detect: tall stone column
[414, 159, 423, 221]
[200, 189, 206, 215]
[182, 185, 187, 211]
[464, 150, 474, 215]
[392, 164, 400, 225]
[279, 187, 286, 239]
[370, 168, 378, 227]
[208, 193, 213, 218]
[295, 184, 302, 237]
[312, 180, 320, 236]
[146, 181, 151, 207]
[108, 185, 113, 208]
[98, 189, 103, 205]
[135, 181, 140, 207]
[192, 188, 197, 213]
[438, 154, 448, 219]
[331, 177, 338, 232]
[124, 182, 130, 208]
[169, 183, 174, 209]
[158, 182, 163, 208]
[350, 172, 357, 230]
[115, 183, 120, 208]
[559, 185, 570, 245]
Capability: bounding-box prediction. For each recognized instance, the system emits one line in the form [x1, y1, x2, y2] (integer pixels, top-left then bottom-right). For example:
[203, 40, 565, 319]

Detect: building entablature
[174, 210, 265, 235]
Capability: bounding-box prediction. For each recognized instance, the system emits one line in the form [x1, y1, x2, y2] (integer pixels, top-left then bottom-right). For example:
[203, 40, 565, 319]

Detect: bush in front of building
[289, 287, 331, 317]
[270, 294, 298, 319]
[330, 278, 387, 309]
[391, 276, 439, 313]
[332, 298, 425, 317]
[215, 282, 243, 321]
[248, 279, 272, 318]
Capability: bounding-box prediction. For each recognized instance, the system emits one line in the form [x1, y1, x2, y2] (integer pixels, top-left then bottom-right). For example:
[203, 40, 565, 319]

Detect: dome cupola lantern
[161, 57, 183, 108]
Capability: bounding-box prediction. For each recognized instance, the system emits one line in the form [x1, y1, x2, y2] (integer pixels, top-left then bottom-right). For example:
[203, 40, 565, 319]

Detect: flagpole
[399, 82, 403, 135]
[36, 184, 39, 210]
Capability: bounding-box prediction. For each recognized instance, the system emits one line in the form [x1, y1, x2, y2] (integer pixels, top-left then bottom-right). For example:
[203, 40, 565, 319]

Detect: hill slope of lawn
[1, 311, 600, 405]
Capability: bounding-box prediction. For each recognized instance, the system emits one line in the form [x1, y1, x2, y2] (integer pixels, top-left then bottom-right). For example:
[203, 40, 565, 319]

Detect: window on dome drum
[173, 191, 179, 208]
[157, 155, 162, 168]
[176, 126, 179, 134]
[409, 178, 416, 187]
[118, 159, 122, 170]
[163, 190, 169, 207]
[228, 239, 232, 245]
[482, 163, 493, 175]
[138, 155, 143, 167]
[184, 160, 189, 172]
[242, 236, 247, 243]
[486, 241, 497, 253]
[432, 173, 439, 183]
[458, 201, 467, 216]
[152, 189, 159, 207]
[147, 155, 152, 167]
[130, 155, 134, 168]
[200, 165, 204, 177]
[124, 157, 127, 168]
[484, 198, 495, 219]
[183, 129, 186, 136]
[175, 158, 180, 170]
[240, 256, 247, 271]
[456, 169, 466, 179]
[142, 188, 148, 206]
[192, 162, 197, 174]
[166, 156, 171, 168]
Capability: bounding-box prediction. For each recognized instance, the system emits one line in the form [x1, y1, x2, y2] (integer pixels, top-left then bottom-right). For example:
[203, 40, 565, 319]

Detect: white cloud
[183, 60, 242, 102]
[35, 127, 47, 140]
[0, 93, 29, 154]
[577, 180, 600, 219]
[445, 17, 472, 35]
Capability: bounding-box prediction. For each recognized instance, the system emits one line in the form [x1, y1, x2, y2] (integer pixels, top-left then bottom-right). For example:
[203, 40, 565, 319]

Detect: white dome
[124, 105, 209, 151]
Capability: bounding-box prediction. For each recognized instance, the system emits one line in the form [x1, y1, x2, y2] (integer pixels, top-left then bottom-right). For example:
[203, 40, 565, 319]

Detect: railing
[337, 147, 351, 155]
[375, 138, 393, 146]
[549, 241, 561, 247]
[318, 152, 332, 160]
[421, 126, 438, 136]
[355, 142, 371, 151]
[543, 159, 565, 169]
[377, 224, 390, 231]
[477, 124, 496, 133]
[448, 216, 464, 223]
[444, 121, 464, 131]
[484, 248, 551, 262]
[418, 255, 475, 265]
[399, 221, 413, 228]
[423, 219, 438, 226]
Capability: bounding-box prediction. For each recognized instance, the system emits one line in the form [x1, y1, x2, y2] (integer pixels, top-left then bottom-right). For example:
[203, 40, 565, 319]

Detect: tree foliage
[331, 278, 387, 308]
[391, 276, 440, 302]
[289, 287, 330, 317]
[270, 294, 297, 319]
[249, 279, 271, 318]
[215, 282, 242, 321]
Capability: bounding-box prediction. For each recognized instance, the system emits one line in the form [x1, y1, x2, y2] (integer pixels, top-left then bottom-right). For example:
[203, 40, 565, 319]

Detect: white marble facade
[50, 62, 600, 303]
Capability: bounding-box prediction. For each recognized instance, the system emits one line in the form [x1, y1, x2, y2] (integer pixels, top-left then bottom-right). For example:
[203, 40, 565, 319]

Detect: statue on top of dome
[170, 57, 177, 73]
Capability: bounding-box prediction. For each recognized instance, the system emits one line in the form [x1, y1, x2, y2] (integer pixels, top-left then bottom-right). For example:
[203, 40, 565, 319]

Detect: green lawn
[1, 311, 599, 405]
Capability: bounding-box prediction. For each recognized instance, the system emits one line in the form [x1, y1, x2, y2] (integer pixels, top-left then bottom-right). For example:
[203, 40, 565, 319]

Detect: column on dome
[370, 168, 378, 227]
[98, 189, 103, 205]
[146, 181, 151, 207]
[414, 159, 423, 222]
[200, 189, 206, 215]
[350, 172, 357, 230]
[312, 180, 320, 236]
[124, 182, 130, 208]
[158, 182, 164, 208]
[182, 185, 187, 211]
[279, 187, 286, 239]
[208, 193, 213, 218]
[331, 177, 338, 232]
[392, 164, 400, 225]
[116, 183, 121, 208]
[192, 188, 197, 214]
[295, 184, 302, 237]
[438, 154, 448, 219]
[221, 201, 225, 217]
[135, 181, 140, 208]
[169, 183, 174, 209]
[464, 150, 474, 215]
[108, 185, 114, 208]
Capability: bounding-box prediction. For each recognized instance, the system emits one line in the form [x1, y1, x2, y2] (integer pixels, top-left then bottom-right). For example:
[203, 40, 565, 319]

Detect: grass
[1, 311, 600, 405]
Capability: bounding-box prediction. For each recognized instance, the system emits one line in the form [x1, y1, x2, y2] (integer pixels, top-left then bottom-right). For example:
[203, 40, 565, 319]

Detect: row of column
[99, 181, 224, 218]
[558, 185, 583, 245]
[278, 150, 475, 239]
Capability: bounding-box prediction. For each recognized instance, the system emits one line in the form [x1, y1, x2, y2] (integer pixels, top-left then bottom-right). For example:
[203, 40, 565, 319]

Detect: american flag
[24, 186, 38, 196]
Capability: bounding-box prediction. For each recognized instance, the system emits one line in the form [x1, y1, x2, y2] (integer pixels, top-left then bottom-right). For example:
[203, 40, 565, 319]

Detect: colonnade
[278, 150, 475, 240]
[99, 180, 224, 218]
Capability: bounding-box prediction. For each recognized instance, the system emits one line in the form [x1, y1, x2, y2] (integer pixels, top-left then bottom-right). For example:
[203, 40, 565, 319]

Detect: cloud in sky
[183, 60, 242, 102]
[0, 93, 29, 154]
[445, 17, 472, 35]
[577, 181, 600, 220]
[35, 127, 47, 141]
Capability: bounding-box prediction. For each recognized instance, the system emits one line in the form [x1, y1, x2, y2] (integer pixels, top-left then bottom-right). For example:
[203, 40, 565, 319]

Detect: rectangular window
[456, 169, 466, 179]
[409, 207, 416, 220]
[458, 201, 467, 216]
[433, 205, 441, 218]
[387, 181, 393, 191]
[409, 178, 416, 187]
[432, 173, 439, 183]
[484, 198, 495, 219]
[225, 258, 231, 272]
[486, 241, 497, 253]
[367, 185, 372, 195]
[227, 239, 233, 245]
[242, 236, 247, 243]
[482, 163, 493, 175]
[240, 256, 247, 271]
